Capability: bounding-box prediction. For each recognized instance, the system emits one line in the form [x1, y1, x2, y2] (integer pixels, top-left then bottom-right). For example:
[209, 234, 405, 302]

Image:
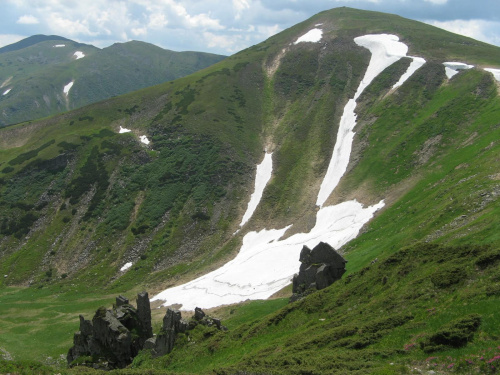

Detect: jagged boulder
[67, 292, 154, 369]
[291, 242, 347, 301]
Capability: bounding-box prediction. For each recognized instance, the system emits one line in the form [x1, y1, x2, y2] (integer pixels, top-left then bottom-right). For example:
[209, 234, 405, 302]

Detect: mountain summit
[1, 7, 500, 373]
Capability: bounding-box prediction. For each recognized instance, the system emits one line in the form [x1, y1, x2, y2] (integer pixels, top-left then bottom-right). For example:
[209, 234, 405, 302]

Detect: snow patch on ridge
[53, 44, 65, 48]
[239, 152, 273, 227]
[74, 51, 85, 59]
[119, 126, 131, 133]
[443, 62, 473, 79]
[485, 68, 500, 82]
[63, 81, 74, 96]
[294, 28, 323, 44]
[316, 34, 409, 207]
[393, 57, 426, 89]
[140, 135, 150, 145]
[2, 88, 11, 96]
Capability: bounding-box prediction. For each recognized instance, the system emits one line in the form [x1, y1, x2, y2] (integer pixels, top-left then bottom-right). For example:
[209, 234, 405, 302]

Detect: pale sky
[0, 0, 499, 55]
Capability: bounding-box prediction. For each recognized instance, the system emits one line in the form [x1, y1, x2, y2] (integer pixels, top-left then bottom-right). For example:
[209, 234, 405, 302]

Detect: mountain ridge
[0, 35, 226, 127]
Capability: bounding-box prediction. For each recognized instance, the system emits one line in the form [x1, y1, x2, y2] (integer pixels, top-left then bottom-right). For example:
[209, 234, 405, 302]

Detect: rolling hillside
[0, 35, 225, 126]
[0, 7, 499, 374]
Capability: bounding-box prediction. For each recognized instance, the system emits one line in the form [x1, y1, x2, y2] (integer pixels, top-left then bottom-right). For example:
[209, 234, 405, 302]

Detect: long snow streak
[240, 152, 273, 227]
[152, 34, 421, 310]
[393, 57, 426, 89]
[316, 34, 412, 207]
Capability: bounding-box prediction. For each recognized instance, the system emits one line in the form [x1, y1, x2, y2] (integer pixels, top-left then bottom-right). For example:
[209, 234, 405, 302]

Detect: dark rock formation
[291, 242, 347, 302]
[116, 295, 129, 307]
[137, 292, 153, 340]
[67, 292, 154, 369]
[194, 307, 205, 321]
[68, 296, 227, 369]
[149, 307, 224, 358]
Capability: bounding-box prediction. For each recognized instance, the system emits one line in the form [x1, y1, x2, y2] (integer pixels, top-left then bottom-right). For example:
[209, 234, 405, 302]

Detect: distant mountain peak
[0, 34, 73, 54]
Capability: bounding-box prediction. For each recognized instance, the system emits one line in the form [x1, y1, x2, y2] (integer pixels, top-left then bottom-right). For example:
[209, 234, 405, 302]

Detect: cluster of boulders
[291, 242, 347, 302]
[67, 292, 225, 369]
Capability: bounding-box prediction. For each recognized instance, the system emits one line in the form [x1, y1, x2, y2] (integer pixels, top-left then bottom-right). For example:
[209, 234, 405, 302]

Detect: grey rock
[291, 242, 347, 301]
[144, 337, 156, 350]
[194, 307, 205, 321]
[116, 295, 129, 307]
[68, 292, 155, 369]
[137, 291, 153, 338]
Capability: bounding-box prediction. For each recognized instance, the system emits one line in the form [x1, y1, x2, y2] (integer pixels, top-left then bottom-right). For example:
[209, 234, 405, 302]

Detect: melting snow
[151, 34, 408, 311]
[140, 135, 150, 145]
[119, 126, 131, 133]
[74, 51, 85, 59]
[152, 199, 384, 310]
[120, 262, 133, 271]
[63, 81, 74, 96]
[2, 88, 11, 96]
[239, 152, 273, 227]
[53, 44, 65, 47]
[316, 34, 409, 207]
[393, 57, 426, 89]
[485, 68, 500, 82]
[443, 62, 473, 79]
[294, 28, 323, 44]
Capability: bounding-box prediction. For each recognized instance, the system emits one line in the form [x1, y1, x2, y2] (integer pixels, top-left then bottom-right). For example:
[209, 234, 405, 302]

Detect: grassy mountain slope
[0, 36, 225, 126]
[0, 6, 500, 373]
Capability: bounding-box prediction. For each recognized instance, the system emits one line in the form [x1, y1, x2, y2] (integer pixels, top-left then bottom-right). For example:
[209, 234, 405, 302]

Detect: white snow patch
[63, 81, 74, 96]
[74, 51, 85, 59]
[120, 262, 133, 271]
[119, 126, 131, 133]
[53, 44, 65, 48]
[152, 199, 384, 310]
[316, 34, 408, 207]
[485, 68, 500, 82]
[294, 28, 323, 44]
[393, 57, 426, 89]
[239, 152, 273, 227]
[315, 23, 323, 27]
[2, 88, 11, 96]
[443, 62, 474, 79]
[151, 34, 404, 311]
[140, 135, 150, 145]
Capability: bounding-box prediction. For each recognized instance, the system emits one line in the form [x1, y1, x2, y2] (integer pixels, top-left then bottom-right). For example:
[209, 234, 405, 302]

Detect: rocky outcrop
[147, 306, 226, 358]
[291, 242, 347, 302]
[68, 293, 226, 369]
[67, 292, 154, 369]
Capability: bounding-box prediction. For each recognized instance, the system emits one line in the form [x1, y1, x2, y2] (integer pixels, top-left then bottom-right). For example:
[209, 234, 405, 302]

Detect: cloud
[233, 0, 251, 20]
[0, 34, 26, 48]
[17, 14, 39, 24]
[3, 0, 500, 55]
[426, 19, 500, 47]
[423, 0, 448, 4]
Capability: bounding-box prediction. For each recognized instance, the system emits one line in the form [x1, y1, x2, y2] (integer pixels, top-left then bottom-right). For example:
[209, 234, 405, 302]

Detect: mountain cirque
[1, 6, 500, 374]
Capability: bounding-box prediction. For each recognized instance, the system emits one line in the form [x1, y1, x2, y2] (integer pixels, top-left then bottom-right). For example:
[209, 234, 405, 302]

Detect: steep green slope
[0, 6, 500, 372]
[0, 37, 225, 126]
[126, 243, 499, 374]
